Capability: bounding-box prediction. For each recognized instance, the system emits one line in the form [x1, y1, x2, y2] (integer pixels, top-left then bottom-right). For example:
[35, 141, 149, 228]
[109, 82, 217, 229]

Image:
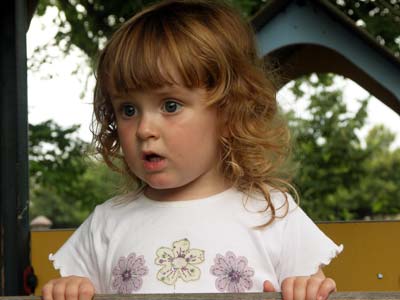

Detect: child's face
[111, 80, 227, 201]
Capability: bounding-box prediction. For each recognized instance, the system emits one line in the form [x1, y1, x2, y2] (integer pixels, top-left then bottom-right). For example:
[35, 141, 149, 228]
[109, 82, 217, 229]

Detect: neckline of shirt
[139, 187, 239, 208]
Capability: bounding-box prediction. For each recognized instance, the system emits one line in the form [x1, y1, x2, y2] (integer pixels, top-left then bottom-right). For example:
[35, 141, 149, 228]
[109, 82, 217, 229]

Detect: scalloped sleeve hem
[49, 252, 71, 278]
[273, 194, 344, 284]
[280, 243, 343, 283]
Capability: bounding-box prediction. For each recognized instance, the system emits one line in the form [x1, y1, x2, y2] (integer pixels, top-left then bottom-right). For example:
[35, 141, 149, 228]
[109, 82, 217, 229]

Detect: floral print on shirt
[210, 251, 254, 292]
[111, 253, 148, 293]
[155, 238, 205, 285]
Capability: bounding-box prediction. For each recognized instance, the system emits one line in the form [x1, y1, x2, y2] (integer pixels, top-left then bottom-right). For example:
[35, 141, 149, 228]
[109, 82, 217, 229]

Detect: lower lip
[143, 158, 167, 171]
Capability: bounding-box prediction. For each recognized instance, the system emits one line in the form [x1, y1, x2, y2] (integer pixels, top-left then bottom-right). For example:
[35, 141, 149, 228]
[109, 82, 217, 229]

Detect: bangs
[97, 8, 225, 99]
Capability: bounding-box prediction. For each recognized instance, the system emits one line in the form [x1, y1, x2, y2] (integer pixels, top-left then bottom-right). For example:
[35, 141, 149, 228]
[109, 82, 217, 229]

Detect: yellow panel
[31, 221, 400, 295]
[31, 230, 74, 295]
[319, 221, 400, 291]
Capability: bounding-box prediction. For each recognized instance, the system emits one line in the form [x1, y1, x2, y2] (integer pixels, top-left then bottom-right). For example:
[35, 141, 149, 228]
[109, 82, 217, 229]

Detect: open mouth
[143, 153, 164, 162]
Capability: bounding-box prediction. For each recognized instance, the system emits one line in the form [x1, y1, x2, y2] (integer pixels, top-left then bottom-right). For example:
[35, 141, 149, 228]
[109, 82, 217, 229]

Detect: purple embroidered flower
[210, 251, 254, 293]
[112, 253, 148, 293]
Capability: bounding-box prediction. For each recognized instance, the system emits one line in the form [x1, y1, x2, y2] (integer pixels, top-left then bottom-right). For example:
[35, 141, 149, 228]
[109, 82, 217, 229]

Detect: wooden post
[0, 0, 30, 295]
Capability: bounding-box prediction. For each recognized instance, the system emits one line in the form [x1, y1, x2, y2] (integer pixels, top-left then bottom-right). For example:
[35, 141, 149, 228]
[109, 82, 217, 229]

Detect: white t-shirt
[50, 188, 343, 294]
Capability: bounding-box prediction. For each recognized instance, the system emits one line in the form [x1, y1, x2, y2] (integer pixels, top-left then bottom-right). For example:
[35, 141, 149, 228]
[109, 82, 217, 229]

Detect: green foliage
[29, 121, 121, 227]
[328, 0, 400, 56]
[358, 126, 400, 216]
[29, 120, 88, 194]
[33, 0, 399, 65]
[287, 74, 400, 221]
[35, 0, 160, 69]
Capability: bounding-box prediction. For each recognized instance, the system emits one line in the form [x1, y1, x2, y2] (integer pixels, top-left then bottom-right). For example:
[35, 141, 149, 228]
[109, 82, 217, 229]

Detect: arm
[264, 268, 336, 300]
[42, 276, 95, 300]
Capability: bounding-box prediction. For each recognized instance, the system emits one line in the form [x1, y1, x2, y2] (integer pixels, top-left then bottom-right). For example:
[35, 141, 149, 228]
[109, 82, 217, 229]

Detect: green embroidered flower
[155, 238, 205, 285]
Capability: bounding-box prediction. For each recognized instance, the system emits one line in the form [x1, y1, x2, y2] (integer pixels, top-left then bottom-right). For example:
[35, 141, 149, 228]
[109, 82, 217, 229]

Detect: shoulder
[244, 188, 298, 217]
[89, 191, 144, 225]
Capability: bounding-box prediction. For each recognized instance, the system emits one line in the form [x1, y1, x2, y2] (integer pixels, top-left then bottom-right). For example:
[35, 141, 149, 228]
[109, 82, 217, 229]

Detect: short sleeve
[274, 196, 343, 284]
[49, 211, 102, 291]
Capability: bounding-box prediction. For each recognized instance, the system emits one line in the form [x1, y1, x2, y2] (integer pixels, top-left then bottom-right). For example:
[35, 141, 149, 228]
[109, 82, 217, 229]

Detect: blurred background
[26, 0, 400, 228]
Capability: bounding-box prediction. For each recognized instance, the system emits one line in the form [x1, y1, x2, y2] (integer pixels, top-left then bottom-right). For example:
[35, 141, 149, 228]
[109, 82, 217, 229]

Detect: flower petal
[227, 280, 241, 293]
[215, 276, 229, 292]
[134, 266, 148, 276]
[210, 264, 227, 276]
[118, 281, 128, 294]
[124, 280, 135, 294]
[213, 253, 230, 271]
[242, 267, 255, 277]
[132, 255, 146, 271]
[112, 275, 122, 290]
[132, 276, 143, 291]
[112, 266, 122, 276]
[225, 251, 237, 270]
[117, 256, 127, 270]
[179, 265, 201, 282]
[157, 263, 178, 285]
[239, 276, 253, 290]
[236, 256, 248, 272]
[155, 247, 174, 265]
[172, 238, 190, 257]
[185, 249, 205, 264]
[126, 253, 137, 269]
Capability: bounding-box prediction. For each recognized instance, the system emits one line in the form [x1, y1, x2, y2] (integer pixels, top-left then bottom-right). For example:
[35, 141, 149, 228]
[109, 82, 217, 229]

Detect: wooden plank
[2, 292, 400, 300]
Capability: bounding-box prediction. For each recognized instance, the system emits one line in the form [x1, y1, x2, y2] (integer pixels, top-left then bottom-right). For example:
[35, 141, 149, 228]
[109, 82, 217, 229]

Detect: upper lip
[141, 150, 163, 160]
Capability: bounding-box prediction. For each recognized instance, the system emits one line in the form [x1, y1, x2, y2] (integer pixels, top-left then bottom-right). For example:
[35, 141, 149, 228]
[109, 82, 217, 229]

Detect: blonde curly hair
[93, 0, 295, 225]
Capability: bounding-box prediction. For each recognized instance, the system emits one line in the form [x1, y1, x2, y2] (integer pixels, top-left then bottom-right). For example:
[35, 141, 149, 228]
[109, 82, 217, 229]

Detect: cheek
[170, 122, 220, 157]
[117, 126, 136, 156]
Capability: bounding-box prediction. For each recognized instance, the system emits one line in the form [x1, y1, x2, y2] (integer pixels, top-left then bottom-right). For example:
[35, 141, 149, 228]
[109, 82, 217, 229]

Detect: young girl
[43, 1, 343, 300]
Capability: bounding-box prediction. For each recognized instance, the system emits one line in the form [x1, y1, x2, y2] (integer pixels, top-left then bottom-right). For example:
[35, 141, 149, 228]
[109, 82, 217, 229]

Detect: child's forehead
[109, 83, 199, 100]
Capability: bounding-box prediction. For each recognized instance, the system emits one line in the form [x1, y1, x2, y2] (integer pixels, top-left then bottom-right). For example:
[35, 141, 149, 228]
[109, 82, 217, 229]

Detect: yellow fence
[31, 221, 400, 295]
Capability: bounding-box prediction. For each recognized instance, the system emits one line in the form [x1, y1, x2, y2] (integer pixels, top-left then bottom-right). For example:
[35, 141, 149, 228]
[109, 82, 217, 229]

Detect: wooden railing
[2, 292, 400, 300]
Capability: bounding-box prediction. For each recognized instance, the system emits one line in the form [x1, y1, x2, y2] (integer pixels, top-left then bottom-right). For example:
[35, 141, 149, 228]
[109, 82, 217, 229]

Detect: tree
[32, 0, 399, 68]
[330, 0, 400, 56]
[356, 125, 400, 217]
[287, 74, 400, 221]
[29, 120, 122, 227]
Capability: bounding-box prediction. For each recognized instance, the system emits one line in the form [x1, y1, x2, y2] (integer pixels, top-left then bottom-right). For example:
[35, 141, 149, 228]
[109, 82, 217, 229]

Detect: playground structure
[1, 0, 400, 297]
[31, 221, 400, 294]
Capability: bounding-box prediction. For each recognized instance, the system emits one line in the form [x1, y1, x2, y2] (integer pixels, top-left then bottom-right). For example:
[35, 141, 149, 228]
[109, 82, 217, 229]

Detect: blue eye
[122, 104, 136, 117]
[163, 101, 182, 113]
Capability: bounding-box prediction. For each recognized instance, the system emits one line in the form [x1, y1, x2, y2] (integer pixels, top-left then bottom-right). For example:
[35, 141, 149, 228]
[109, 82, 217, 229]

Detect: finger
[281, 277, 295, 300]
[306, 276, 323, 300]
[317, 278, 336, 300]
[263, 280, 276, 292]
[293, 277, 309, 300]
[52, 279, 67, 300]
[42, 280, 55, 300]
[65, 279, 80, 300]
[78, 279, 95, 300]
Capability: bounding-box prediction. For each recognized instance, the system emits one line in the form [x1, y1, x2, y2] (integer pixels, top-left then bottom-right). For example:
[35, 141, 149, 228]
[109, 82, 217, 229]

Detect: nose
[136, 114, 160, 140]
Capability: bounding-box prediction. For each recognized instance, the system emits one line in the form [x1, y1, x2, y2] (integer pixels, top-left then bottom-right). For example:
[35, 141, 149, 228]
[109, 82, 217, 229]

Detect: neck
[144, 180, 232, 202]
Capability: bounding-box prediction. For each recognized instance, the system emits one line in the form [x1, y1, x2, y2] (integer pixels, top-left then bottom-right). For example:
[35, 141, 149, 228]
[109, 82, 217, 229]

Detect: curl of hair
[92, 0, 297, 225]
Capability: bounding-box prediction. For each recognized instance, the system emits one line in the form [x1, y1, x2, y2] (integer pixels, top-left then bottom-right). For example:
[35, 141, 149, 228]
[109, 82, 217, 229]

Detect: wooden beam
[1, 292, 400, 300]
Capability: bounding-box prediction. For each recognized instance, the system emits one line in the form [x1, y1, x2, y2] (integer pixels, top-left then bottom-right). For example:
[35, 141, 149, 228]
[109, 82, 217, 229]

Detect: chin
[146, 180, 181, 190]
